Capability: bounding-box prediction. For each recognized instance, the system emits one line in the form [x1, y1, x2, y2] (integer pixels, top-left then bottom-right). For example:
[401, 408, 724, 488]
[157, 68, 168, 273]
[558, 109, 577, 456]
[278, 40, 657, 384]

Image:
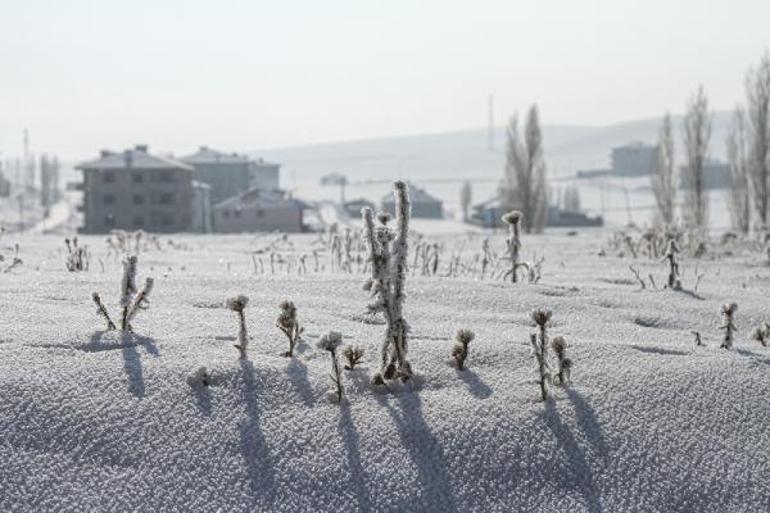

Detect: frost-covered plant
[719, 302, 738, 349]
[65, 237, 88, 272]
[2, 243, 22, 273]
[551, 336, 572, 386]
[502, 211, 527, 283]
[277, 300, 303, 357]
[663, 240, 682, 290]
[451, 329, 475, 370]
[342, 345, 365, 370]
[691, 330, 704, 347]
[530, 309, 552, 401]
[227, 295, 250, 359]
[120, 255, 138, 330]
[317, 331, 344, 402]
[91, 255, 154, 332]
[362, 181, 413, 385]
[187, 366, 212, 387]
[751, 322, 769, 347]
[92, 292, 116, 330]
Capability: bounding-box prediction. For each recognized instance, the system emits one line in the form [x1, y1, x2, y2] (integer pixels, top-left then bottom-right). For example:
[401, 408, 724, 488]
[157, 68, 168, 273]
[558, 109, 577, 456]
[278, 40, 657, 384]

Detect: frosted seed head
[456, 329, 475, 345]
[376, 211, 392, 225]
[226, 295, 249, 312]
[531, 309, 552, 326]
[317, 331, 343, 351]
[501, 211, 522, 225]
[722, 302, 738, 315]
[551, 336, 567, 354]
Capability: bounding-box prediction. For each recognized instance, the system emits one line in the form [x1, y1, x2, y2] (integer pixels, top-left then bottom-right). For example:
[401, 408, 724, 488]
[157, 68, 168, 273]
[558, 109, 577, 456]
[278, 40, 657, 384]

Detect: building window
[104, 214, 115, 227]
[103, 171, 116, 184]
[159, 170, 174, 183]
[159, 192, 174, 205]
[132, 172, 143, 183]
[103, 194, 116, 206]
[133, 194, 145, 205]
[132, 216, 144, 228]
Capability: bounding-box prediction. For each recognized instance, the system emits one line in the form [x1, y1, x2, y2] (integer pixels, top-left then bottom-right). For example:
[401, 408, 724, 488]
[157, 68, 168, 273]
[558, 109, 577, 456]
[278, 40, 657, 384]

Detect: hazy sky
[1, 0, 769, 159]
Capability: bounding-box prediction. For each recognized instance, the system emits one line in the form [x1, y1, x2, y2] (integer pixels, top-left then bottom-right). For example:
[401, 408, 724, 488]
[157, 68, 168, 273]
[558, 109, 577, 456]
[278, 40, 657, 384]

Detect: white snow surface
[1, 230, 770, 513]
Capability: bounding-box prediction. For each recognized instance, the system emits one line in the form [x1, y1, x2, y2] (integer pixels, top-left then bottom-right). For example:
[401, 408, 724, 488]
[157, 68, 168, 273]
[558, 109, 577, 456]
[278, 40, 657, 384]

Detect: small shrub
[277, 300, 303, 357]
[451, 329, 475, 370]
[317, 331, 344, 403]
[342, 345, 365, 370]
[65, 237, 89, 272]
[719, 302, 738, 349]
[551, 336, 572, 386]
[227, 295, 250, 359]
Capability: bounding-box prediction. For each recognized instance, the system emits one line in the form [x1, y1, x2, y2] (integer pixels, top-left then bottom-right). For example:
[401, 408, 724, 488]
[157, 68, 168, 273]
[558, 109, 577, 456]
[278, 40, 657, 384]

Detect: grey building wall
[213, 203, 303, 233]
[188, 162, 252, 205]
[383, 200, 443, 219]
[191, 182, 213, 233]
[82, 167, 193, 233]
[251, 162, 280, 191]
[612, 143, 657, 177]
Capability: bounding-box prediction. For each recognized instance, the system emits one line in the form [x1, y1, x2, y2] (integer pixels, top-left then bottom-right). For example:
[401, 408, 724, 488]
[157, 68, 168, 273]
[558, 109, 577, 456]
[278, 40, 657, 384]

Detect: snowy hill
[1, 231, 769, 512]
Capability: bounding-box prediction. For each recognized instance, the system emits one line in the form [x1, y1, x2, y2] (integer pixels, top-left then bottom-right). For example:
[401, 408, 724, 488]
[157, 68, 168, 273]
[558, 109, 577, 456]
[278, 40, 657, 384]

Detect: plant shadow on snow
[337, 402, 373, 512]
[286, 358, 315, 406]
[191, 382, 212, 415]
[375, 391, 458, 512]
[630, 345, 689, 356]
[539, 400, 604, 513]
[565, 389, 609, 459]
[238, 358, 277, 499]
[456, 369, 493, 399]
[86, 331, 158, 398]
[736, 349, 770, 366]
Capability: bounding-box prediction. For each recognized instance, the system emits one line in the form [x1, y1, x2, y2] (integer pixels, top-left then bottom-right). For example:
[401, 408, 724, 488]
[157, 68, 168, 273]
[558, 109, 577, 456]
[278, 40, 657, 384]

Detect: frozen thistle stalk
[317, 331, 344, 403]
[227, 295, 250, 359]
[362, 181, 413, 385]
[719, 302, 738, 350]
[120, 255, 138, 330]
[530, 309, 553, 401]
[342, 345, 365, 370]
[752, 323, 769, 347]
[125, 278, 154, 332]
[502, 211, 528, 283]
[277, 300, 303, 357]
[551, 336, 572, 386]
[65, 237, 88, 272]
[92, 292, 116, 331]
[663, 240, 682, 290]
[451, 329, 475, 371]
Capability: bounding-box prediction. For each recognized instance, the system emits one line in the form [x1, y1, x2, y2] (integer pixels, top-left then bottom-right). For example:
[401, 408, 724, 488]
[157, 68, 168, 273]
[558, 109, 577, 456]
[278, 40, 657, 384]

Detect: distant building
[181, 146, 280, 204]
[679, 160, 729, 190]
[191, 181, 213, 233]
[382, 184, 442, 219]
[321, 173, 348, 186]
[342, 197, 374, 218]
[77, 145, 194, 233]
[471, 196, 603, 228]
[611, 142, 657, 177]
[576, 168, 613, 179]
[213, 187, 308, 233]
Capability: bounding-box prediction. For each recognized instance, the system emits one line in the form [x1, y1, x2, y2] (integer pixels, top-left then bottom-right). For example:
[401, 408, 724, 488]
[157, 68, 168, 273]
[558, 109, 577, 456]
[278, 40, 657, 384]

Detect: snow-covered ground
[1, 229, 769, 512]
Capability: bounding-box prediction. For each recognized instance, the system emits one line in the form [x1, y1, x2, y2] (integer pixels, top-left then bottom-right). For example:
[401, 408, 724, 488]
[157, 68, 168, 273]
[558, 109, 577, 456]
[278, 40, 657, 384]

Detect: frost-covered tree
[746, 52, 770, 228]
[562, 186, 581, 213]
[682, 86, 712, 232]
[362, 181, 413, 384]
[651, 113, 676, 225]
[502, 105, 547, 234]
[725, 108, 752, 234]
[460, 180, 472, 222]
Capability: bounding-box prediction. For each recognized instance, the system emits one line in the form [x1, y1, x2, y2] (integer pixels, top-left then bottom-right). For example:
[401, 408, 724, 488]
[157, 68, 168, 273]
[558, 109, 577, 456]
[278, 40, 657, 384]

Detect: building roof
[214, 187, 309, 210]
[180, 146, 281, 168]
[382, 184, 441, 204]
[180, 146, 251, 165]
[77, 145, 193, 171]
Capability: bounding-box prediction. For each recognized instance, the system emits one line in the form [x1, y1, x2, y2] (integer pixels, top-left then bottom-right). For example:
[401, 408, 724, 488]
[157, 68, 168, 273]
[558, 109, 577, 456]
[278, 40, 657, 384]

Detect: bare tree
[460, 180, 472, 222]
[682, 86, 712, 232]
[725, 108, 752, 234]
[651, 113, 676, 225]
[502, 105, 547, 233]
[746, 52, 770, 229]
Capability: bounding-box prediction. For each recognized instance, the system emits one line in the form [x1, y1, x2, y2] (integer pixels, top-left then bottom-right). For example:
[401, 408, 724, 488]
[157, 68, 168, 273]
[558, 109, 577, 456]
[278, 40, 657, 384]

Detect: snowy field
[1, 229, 769, 512]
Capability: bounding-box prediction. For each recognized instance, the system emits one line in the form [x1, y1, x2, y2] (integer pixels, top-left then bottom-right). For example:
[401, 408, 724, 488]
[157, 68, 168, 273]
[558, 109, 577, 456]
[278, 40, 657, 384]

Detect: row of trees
[652, 51, 770, 235]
